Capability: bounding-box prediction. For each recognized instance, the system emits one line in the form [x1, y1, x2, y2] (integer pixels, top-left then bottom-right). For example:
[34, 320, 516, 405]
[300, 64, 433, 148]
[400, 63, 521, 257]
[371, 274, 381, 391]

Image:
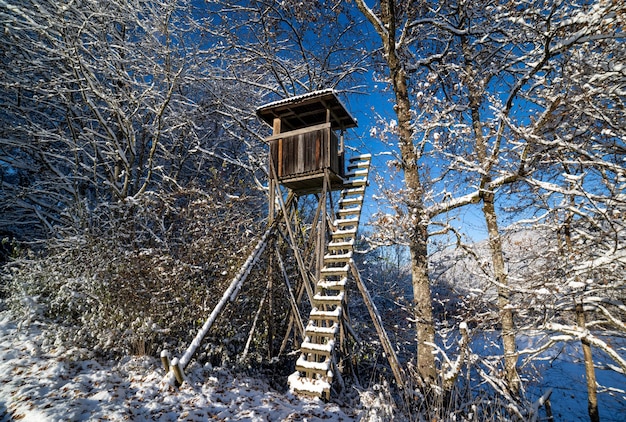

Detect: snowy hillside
[430, 227, 554, 301]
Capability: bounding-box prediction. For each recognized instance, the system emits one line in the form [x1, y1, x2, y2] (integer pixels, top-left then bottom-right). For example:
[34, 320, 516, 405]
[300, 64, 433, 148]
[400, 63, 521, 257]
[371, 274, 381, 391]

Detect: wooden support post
[305, 193, 325, 270]
[160, 350, 171, 373]
[241, 279, 270, 361]
[350, 261, 406, 389]
[317, 172, 328, 286]
[269, 179, 276, 225]
[276, 247, 305, 336]
[171, 357, 185, 386]
[268, 238, 275, 359]
[273, 117, 282, 179]
[325, 170, 336, 221]
[270, 163, 315, 305]
[279, 280, 307, 356]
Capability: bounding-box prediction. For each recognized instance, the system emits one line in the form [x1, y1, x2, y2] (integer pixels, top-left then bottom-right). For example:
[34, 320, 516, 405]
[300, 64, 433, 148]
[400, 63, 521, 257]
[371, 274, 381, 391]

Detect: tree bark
[564, 190, 600, 422]
[460, 24, 521, 395]
[354, 0, 436, 384]
[577, 301, 600, 422]
[482, 189, 521, 395]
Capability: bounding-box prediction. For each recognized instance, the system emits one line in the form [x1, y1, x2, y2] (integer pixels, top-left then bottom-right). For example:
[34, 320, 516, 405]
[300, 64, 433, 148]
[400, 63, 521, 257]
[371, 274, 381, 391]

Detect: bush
[3, 187, 264, 359]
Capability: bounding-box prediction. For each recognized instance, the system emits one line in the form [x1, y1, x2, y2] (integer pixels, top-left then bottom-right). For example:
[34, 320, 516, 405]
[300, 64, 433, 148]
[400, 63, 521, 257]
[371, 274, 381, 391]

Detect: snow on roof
[256, 89, 357, 131]
[256, 88, 337, 111]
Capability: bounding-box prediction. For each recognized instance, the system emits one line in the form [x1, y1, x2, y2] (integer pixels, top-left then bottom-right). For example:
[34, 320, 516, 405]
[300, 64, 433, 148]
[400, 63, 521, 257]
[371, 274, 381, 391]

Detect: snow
[0, 313, 360, 421]
[1, 305, 625, 421]
[519, 333, 626, 421]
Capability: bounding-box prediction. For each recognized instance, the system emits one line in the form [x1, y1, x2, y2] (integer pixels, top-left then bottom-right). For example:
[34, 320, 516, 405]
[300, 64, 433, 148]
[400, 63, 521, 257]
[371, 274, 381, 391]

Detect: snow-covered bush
[3, 187, 264, 359]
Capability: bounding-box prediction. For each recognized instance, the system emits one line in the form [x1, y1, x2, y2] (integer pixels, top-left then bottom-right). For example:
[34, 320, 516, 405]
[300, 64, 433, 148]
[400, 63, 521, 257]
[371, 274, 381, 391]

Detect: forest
[1, 1, 624, 421]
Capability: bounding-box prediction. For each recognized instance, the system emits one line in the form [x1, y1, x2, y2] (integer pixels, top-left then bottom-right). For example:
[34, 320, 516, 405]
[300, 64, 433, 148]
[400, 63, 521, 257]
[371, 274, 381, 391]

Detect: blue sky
[340, 85, 491, 243]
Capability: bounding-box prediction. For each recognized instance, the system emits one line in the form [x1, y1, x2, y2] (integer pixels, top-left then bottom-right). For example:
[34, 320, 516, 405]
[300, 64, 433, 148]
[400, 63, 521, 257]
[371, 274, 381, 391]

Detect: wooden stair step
[305, 322, 339, 337]
[327, 239, 354, 250]
[347, 163, 370, 172]
[343, 177, 367, 187]
[288, 372, 331, 399]
[341, 186, 366, 196]
[337, 206, 362, 217]
[338, 195, 363, 206]
[348, 153, 372, 162]
[300, 339, 335, 356]
[323, 251, 352, 262]
[318, 277, 347, 290]
[344, 168, 369, 179]
[320, 264, 350, 276]
[309, 307, 342, 320]
[295, 355, 331, 374]
[313, 292, 344, 307]
[334, 217, 359, 228]
[331, 227, 357, 238]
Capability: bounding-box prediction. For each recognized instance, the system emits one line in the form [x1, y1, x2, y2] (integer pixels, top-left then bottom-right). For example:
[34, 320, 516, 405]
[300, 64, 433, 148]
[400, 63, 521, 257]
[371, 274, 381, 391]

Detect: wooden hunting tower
[161, 89, 404, 401]
[256, 89, 357, 194]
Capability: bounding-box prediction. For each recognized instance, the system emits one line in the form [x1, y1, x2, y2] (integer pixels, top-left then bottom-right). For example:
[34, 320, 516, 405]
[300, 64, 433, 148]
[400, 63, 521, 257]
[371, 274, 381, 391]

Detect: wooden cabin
[256, 89, 358, 194]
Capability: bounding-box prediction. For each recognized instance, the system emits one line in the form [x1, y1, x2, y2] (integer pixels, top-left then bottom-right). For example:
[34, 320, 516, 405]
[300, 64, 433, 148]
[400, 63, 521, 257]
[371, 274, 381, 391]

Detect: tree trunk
[565, 191, 599, 422]
[461, 22, 520, 394]
[576, 302, 600, 422]
[380, 0, 435, 384]
[482, 189, 521, 395]
[354, 0, 436, 384]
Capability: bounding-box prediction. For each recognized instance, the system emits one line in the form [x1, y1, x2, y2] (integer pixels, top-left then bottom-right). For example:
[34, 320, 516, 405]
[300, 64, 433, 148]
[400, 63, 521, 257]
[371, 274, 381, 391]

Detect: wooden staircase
[288, 154, 372, 399]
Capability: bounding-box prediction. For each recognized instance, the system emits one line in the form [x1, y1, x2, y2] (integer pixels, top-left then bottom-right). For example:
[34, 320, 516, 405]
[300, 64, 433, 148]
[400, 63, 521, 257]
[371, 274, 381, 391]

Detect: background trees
[355, 0, 624, 415]
[1, 0, 624, 419]
[0, 0, 265, 241]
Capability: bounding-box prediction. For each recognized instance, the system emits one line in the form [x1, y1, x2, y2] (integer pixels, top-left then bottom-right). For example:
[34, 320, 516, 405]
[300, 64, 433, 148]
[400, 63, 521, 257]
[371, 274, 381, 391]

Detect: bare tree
[0, 0, 267, 241]
[355, 0, 624, 404]
[354, 0, 437, 388]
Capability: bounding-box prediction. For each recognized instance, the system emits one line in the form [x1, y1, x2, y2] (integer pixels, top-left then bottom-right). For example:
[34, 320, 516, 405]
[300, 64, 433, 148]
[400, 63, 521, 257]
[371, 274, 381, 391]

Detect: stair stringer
[288, 154, 372, 399]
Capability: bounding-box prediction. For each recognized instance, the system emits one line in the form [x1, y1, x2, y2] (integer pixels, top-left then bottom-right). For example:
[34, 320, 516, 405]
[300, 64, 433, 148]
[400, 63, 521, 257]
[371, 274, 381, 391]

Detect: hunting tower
[162, 90, 404, 401]
[258, 90, 374, 398]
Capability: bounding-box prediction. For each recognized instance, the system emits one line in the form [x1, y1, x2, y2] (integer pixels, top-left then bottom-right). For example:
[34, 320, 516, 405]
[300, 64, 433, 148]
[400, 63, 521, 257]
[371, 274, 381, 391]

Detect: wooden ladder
[288, 154, 372, 399]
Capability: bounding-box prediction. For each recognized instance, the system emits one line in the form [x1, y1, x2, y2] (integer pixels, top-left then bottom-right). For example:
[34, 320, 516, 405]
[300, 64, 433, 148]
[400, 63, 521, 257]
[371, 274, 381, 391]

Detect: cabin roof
[256, 89, 357, 132]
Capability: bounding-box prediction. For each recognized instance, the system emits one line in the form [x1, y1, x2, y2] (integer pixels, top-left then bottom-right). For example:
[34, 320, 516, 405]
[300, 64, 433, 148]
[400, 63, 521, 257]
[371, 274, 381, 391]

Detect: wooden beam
[276, 247, 305, 337]
[272, 117, 281, 135]
[265, 122, 331, 142]
[350, 261, 406, 389]
[270, 163, 315, 305]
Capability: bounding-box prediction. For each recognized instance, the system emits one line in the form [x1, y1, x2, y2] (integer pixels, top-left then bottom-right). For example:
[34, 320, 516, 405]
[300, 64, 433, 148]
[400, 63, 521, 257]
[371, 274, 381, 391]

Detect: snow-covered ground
[0, 312, 369, 421]
[520, 333, 626, 422]
[2, 307, 625, 421]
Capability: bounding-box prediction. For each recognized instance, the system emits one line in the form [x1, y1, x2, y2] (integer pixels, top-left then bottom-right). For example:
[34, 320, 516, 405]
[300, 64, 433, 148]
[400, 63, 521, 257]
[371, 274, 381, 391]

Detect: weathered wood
[171, 357, 184, 386]
[350, 261, 406, 389]
[278, 281, 307, 356]
[160, 350, 170, 373]
[267, 122, 344, 194]
[240, 278, 270, 361]
[265, 122, 330, 142]
[272, 117, 281, 134]
[276, 248, 305, 337]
